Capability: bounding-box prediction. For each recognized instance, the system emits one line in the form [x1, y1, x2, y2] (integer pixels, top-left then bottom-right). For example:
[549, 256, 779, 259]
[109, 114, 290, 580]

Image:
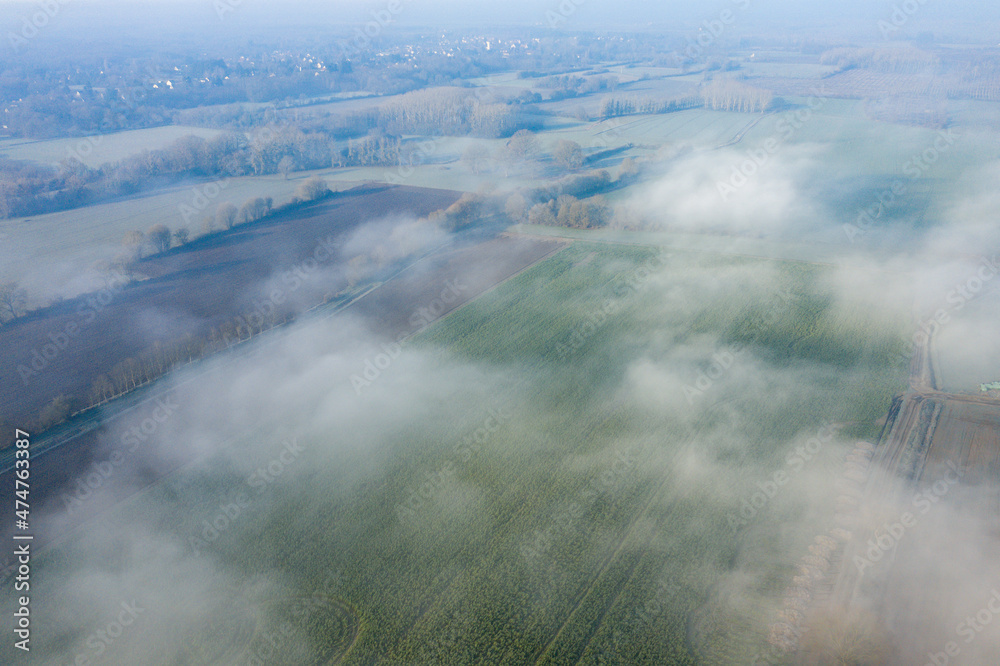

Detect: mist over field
[1, 0, 1000, 664]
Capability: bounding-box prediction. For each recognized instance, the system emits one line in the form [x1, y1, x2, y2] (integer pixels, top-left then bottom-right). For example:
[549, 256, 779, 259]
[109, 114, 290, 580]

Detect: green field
[8, 240, 912, 664]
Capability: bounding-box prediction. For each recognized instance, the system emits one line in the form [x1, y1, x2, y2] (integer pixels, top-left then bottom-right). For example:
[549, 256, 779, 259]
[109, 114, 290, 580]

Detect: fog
[2, 178, 998, 660]
[2, 0, 1000, 663]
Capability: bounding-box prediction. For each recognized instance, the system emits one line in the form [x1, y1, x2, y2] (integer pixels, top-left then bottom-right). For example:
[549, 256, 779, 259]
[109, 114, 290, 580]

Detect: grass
[0, 170, 357, 296]
[9, 241, 912, 664]
[0, 125, 223, 167]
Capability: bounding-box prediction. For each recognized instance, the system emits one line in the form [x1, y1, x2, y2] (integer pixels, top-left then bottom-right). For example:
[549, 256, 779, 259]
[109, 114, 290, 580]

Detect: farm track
[712, 112, 775, 150]
[531, 469, 659, 663]
[537, 400, 736, 664]
[798, 319, 1000, 658]
[380, 404, 637, 663]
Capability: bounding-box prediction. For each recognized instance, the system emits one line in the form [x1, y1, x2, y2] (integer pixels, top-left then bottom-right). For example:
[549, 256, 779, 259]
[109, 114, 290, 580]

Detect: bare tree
[147, 224, 172, 253]
[701, 78, 774, 113]
[37, 395, 72, 430]
[528, 201, 557, 226]
[497, 130, 540, 177]
[278, 155, 296, 180]
[296, 176, 331, 202]
[505, 193, 528, 223]
[509, 129, 540, 160]
[462, 144, 491, 175]
[111, 254, 139, 283]
[239, 197, 270, 224]
[216, 202, 238, 230]
[0, 281, 27, 323]
[122, 230, 145, 260]
[553, 140, 585, 170]
[619, 157, 640, 180]
[173, 227, 190, 245]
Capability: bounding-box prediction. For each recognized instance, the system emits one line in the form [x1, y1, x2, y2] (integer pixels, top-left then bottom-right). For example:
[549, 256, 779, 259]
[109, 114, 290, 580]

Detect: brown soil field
[0, 232, 565, 578]
[793, 326, 1000, 663]
[0, 184, 460, 427]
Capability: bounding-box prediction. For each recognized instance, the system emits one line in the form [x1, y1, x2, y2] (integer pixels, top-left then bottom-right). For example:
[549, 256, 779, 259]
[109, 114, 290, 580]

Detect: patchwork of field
[752, 68, 1000, 102]
[0, 233, 562, 542]
[788, 292, 1000, 663]
[812, 390, 1000, 663]
[0, 170, 356, 298]
[8, 82, 1000, 306]
[0, 240, 912, 664]
[0, 185, 459, 425]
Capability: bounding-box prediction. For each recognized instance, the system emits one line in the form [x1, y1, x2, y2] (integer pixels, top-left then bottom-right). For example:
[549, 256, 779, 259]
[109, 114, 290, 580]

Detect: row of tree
[120, 177, 330, 264]
[819, 47, 939, 73]
[519, 194, 611, 229]
[460, 133, 601, 179]
[2, 177, 332, 335]
[344, 133, 404, 167]
[700, 79, 774, 113]
[1, 124, 344, 219]
[598, 96, 702, 119]
[2, 81, 552, 219]
[377, 88, 535, 139]
[26, 303, 297, 436]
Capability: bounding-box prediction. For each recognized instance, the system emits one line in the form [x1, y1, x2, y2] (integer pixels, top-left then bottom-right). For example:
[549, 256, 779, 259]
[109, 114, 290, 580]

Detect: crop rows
[14, 241, 911, 664]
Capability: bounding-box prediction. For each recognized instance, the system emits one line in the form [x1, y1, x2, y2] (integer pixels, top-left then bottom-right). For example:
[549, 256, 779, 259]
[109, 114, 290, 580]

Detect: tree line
[598, 96, 702, 120]
[700, 78, 774, 113]
[502, 159, 647, 231]
[117, 176, 331, 267]
[1, 125, 353, 219]
[819, 47, 939, 73]
[1, 85, 546, 220]
[0, 177, 333, 334]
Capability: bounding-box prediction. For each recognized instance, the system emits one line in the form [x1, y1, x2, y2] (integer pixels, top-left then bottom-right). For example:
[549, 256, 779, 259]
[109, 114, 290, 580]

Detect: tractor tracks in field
[712, 112, 775, 151]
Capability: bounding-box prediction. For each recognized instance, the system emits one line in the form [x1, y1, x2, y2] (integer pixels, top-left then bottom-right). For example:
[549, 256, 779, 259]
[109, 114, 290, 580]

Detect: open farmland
[4, 10, 1000, 665]
[0, 184, 460, 427]
[815, 389, 1000, 663]
[751, 68, 1000, 104]
[0, 171, 362, 299]
[0, 125, 223, 168]
[9, 59, 997, 309]
[0, 233, 563, 554]
[0, 240, 912, 664]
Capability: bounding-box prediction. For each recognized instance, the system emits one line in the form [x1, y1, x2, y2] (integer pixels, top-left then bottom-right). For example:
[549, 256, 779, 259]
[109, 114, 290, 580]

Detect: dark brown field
[0, 184, 460, 428]
[0, 220, 564, 578]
